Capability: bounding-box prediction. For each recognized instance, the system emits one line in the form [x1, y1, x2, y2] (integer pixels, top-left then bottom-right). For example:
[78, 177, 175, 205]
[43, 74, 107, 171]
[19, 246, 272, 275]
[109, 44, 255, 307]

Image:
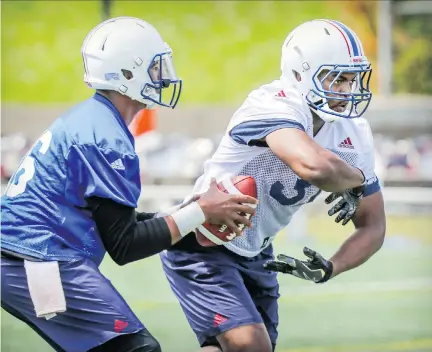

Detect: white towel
[24, 260, 66, 320]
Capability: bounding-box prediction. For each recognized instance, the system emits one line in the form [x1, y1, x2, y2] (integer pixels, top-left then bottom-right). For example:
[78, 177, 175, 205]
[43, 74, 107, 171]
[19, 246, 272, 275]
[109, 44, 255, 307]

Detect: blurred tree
[2, 1, 430, 103]
[101, 0, 112, 20]
[327, 0, 432, 95]
[393, 13, 432, 94]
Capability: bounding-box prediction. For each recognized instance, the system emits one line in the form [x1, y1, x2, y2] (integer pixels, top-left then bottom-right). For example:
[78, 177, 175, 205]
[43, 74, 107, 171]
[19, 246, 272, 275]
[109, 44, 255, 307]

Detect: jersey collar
[93, 93, 135, 146]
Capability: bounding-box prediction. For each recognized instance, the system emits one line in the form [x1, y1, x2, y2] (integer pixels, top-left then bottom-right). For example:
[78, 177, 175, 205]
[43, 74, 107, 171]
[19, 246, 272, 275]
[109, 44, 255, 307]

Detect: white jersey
[191, 80, 380, 258]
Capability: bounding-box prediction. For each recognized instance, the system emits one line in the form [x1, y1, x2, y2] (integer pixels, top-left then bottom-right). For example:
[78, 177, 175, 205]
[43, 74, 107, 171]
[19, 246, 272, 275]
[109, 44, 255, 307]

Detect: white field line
[277, 338, 432, 352]
[277, 277, 432, 298]
[134, 277, 432, 307]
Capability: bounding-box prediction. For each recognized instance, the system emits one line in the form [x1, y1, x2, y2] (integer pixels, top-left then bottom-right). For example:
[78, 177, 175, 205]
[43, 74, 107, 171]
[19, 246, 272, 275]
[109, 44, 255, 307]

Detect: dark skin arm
[266, 128, 365, 192]
[329, 190, 386, 278]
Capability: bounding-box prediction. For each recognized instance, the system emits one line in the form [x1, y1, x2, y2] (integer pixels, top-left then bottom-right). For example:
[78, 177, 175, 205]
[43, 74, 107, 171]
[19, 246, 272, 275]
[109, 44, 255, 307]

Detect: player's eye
[149, 63, 161, 82]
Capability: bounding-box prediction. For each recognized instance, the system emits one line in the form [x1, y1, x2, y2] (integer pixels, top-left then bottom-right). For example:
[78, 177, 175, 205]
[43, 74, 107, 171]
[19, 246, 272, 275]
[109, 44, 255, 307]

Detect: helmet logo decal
[105, 73, 120, 81]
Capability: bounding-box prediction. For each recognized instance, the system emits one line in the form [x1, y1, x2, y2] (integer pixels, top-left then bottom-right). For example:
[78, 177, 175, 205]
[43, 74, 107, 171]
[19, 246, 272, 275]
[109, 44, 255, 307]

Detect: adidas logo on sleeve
[111, 158, 125, 170]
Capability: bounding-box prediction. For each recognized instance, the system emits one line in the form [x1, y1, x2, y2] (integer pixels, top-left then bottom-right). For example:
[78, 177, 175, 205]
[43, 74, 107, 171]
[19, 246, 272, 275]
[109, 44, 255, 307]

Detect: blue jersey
[1, 93, 141, 266]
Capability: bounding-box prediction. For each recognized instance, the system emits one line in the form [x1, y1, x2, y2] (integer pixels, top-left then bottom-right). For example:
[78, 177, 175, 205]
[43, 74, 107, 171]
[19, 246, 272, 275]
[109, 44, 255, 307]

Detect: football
[195, 175, 257, 247]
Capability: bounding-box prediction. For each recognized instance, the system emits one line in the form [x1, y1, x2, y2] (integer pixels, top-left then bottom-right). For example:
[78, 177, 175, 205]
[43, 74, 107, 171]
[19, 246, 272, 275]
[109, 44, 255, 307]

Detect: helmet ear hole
[121, 69, 133, 80]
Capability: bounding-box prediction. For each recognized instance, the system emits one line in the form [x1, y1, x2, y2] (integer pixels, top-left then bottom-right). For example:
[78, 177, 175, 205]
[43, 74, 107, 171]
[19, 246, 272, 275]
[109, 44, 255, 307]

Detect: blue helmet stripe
[331, 20, 360, 57]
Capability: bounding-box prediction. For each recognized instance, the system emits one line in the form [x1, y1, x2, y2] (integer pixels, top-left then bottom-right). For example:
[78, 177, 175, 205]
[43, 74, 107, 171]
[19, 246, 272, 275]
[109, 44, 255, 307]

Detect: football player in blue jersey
[1, 17, 257, 352]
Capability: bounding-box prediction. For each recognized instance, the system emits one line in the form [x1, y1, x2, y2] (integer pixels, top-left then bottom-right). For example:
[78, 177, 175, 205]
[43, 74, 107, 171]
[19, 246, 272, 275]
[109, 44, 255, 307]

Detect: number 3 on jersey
[5, 130, 52, 198]
[270, 178, 321, 206]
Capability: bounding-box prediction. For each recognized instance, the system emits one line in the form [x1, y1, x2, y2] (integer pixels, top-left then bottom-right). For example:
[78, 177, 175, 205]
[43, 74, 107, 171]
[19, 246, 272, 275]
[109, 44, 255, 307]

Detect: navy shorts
[1, 255, 144, 352]
[160, 236, 280, 347]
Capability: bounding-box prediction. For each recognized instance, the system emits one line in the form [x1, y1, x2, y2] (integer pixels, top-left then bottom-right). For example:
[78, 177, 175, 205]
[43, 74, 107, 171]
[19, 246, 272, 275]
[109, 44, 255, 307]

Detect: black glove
[264, 247, 333, 283]
[325, 183, 365, 226]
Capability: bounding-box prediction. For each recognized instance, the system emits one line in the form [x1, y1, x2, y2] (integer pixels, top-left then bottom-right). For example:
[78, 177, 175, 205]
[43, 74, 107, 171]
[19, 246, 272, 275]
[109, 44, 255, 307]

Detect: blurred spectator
[386, 139, 420, 178]
[416, 138, 432, 179]
[1, 133, 30, 183]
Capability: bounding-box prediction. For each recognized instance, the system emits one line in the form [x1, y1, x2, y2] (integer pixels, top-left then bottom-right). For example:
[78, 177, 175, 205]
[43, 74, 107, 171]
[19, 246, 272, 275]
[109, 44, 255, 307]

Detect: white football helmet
[81, 17, 182, 109]
[280, 19, 372, 122]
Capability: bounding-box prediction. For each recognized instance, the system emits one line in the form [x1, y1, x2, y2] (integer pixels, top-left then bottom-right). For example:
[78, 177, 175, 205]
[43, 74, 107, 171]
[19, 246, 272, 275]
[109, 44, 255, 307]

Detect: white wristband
[170, 202, 206, 237]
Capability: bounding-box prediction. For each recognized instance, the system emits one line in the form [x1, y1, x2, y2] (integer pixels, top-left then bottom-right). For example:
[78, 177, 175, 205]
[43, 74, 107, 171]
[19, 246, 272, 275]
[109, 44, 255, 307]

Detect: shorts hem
[198, 319, 263, 346]
[82, 327, 145, 352]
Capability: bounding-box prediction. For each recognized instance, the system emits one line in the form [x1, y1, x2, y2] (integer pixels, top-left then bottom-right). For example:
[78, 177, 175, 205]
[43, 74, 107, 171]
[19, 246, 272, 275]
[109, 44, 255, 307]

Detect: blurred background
[1, 1, 432, 351]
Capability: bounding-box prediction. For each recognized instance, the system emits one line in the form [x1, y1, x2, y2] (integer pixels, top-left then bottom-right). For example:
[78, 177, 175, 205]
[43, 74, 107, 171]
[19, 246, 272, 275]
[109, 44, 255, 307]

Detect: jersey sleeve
[228, 90, 310, 147]
[358, 120, 381, 197]
[229, 118, 306, 147]
[65, 144, 141, 208]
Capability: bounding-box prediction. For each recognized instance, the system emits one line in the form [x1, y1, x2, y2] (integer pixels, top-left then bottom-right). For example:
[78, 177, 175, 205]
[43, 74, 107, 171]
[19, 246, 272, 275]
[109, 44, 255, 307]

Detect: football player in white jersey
[161, 19, 386, 352]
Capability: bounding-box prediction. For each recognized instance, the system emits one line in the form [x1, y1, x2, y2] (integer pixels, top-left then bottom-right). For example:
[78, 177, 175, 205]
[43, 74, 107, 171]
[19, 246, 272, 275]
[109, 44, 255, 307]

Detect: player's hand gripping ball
[195, 176, 257, 247]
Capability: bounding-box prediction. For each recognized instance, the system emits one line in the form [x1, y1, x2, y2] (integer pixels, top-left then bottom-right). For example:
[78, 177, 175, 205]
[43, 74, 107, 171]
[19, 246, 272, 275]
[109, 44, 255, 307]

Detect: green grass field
[2, 0, 362, 104]
[2, 215, 432, 352]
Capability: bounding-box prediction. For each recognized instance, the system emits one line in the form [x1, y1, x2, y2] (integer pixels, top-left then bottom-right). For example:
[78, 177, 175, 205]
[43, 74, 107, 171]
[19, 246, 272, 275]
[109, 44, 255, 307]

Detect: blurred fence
[2, 95, 432, 140]
[1, 183, 431, 217]
[137, 184, 432, 215]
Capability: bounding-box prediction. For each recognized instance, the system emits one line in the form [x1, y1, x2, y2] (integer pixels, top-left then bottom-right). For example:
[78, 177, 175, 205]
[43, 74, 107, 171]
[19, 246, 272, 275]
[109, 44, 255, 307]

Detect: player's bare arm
[88, 178, 257, 266]
[266, 128, 365, 192]
[328, 190, 386, 277]
[264, 190, 385, 283]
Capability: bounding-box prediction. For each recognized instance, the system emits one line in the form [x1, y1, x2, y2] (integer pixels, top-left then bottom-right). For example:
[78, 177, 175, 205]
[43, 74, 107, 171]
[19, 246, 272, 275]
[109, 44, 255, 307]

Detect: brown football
[195, 175, 257, 247]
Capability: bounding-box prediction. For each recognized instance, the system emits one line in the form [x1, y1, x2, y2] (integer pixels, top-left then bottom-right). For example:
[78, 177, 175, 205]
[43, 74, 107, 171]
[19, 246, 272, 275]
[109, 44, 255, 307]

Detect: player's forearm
[136, 211, 156, 221]
[306, 150, 365, 192]
[266, 128, 364, 192]
[100, 214, 173, 265]
[103, 216, 193, 266]
[88, 197, 186, 265]
[91, 196, 207, 265]
[329, 225, 385, 278]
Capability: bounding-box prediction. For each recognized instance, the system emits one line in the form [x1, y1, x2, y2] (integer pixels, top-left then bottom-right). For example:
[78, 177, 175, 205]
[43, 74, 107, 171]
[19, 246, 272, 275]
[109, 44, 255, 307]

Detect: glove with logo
[264, 247, 333, 283]
[325, 182, 365, 226]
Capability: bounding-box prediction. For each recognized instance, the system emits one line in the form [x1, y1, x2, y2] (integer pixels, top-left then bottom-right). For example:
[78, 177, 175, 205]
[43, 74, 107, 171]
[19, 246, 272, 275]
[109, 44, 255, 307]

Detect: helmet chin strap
[308, 98, 341, 123]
